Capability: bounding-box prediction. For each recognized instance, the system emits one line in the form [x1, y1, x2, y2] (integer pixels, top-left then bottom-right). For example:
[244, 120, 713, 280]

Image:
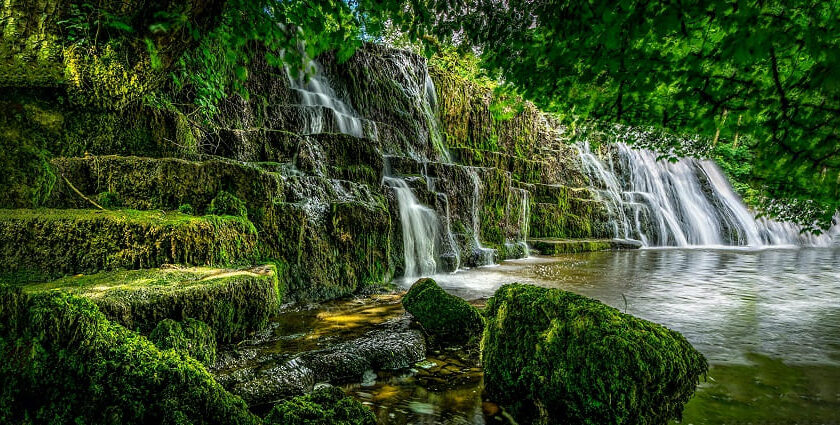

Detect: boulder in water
[482, 283, 707, 425]
[402, 278, 484, 345]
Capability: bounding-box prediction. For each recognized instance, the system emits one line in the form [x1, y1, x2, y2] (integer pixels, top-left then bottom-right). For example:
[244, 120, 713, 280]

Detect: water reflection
[427, 248, 840, 365]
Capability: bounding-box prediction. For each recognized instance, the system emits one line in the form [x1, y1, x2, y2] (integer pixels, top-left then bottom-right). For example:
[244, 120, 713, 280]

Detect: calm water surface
[371, 247, 840, 424]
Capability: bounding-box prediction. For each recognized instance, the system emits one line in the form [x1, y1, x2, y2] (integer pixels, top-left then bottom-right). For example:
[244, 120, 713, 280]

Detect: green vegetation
[482, 283, 708, 424]
[398, 0, 840, 228]
[22, 265, 282, 343]
[402, 278, 484, 345]
[0, 209, 260, 281]
[0, 287, 260, 425]
[263, 386, 376, 425]
[150, 318, 217, 366]
[208, 190, 248, 218]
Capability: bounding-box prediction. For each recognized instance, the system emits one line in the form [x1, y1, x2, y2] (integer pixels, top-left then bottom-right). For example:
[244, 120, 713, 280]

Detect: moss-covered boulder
[22, 265, 282, 343]
[263, 386, 375, 425]
[482, 283, 708, 425]
[401, 278, 483, 345]
[150, 318, 217, 366]
[0, 287, 259, 425]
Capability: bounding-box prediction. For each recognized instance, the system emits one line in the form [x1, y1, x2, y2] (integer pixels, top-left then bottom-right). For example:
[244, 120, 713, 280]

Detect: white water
[577, 141, 836, 248]
[287, 61, 371, 139]
[383, 177, 440, 276]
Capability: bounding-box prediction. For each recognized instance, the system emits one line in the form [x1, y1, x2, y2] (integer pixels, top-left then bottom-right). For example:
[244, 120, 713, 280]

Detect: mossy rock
[207, 190, 248, 217]
[0, 286, 259, 425]
[22, 265, 282, 343]
[263, 386, 376, 425]
[150, 318, 217, 366]
[0, 208, 260, 280]
[402, 278, 484, 345]
[482, 283, 708, 425]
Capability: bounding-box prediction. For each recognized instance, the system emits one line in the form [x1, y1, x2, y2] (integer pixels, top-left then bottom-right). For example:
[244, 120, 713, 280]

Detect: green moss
[23, 265, 282, 343]
[528, 238, 614, 254]
[208, 190, 248, 218]
[97, 191, 121, 208]
[179, 203, 195, 215]
[263, 386, 376, 425]
[482, 283, 708, 425]
[0, 208, 260, 279]
[0, 286, 260, 425]
[402, 278, 484, 345]
[149, 318, 217, 366]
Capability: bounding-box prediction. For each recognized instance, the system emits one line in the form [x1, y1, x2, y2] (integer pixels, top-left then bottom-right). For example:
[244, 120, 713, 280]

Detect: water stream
[286, 60, 373, 139]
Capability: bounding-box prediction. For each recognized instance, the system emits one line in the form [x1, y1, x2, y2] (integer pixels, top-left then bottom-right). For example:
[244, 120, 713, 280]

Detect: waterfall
[466, 168, 496, 265]
[384, 176, 440, 277]
[577, 141, 835, 248]
[287, 61, 373, 139]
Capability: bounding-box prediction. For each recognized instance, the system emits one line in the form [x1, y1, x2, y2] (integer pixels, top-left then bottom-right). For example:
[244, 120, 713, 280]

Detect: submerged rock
[402, 278, 484, 345]
[263, 385, 376, 425]
[482, 283, 707, 425]
[216, 314, 425, 407]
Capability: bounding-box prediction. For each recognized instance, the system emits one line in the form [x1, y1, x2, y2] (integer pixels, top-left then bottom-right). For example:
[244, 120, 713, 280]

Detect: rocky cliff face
[1, 22, 607, 300]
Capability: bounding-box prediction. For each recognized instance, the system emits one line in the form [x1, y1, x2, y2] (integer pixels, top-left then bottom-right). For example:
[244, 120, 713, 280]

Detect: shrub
[402, 278, 484, 345]
[482, 283, 708, 425]
[178, 203, 195, 215]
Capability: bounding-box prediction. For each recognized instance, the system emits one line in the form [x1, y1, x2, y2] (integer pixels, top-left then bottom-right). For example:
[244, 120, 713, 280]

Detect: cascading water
[383, 176, 440, 277]
[287, 61, 373, 139]
[577, 141, 836, 247]
[466, 168, 497, 265]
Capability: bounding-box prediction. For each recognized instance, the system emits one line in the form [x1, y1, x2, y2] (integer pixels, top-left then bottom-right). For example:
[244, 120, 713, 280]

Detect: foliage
[402, 278, 484, 345]
[97, 191, 121, 208]
[0, 287, 260, 424]
[482, 283, 708, 425]
[386, 0, 840, 228]
[263, 386, 376, 425]
[150, 318, 217, 366]
[179, 203, 195, 215]
[207, 190, 248, 217]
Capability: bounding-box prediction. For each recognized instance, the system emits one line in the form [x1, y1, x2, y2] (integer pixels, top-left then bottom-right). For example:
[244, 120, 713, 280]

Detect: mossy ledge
[0, 286, 260, 425]
[22, 265, 282, 343]
[482, 283, 708, 425]
[0, 209, 260, 280]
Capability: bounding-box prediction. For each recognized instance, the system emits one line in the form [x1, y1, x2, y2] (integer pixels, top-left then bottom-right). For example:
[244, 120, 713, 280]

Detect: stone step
[528, 238, 642, 255]
[21, 265, 282, 343]
[0, 209, 260, 281]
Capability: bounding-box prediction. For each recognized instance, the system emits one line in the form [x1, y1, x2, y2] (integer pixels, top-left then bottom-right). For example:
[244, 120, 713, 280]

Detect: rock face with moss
[20, 265, 282, 343]
[149, 318, 217, 366]
[0, 287, 260, 425]
[402, 278, 483, 345]
[482, 283, 708, 425]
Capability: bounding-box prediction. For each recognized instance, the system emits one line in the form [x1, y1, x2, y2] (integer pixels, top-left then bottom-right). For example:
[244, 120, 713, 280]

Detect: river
[355, 247, 840, 424]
